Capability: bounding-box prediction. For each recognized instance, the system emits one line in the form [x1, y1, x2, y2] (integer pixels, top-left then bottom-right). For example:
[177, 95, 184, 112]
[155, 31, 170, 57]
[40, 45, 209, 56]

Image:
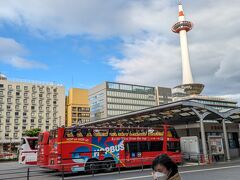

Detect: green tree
[23, 128, 41, 137]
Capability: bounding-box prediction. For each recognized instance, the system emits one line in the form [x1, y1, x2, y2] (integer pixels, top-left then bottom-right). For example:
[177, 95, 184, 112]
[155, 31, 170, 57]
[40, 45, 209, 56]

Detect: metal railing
[0, 153, 228, 180]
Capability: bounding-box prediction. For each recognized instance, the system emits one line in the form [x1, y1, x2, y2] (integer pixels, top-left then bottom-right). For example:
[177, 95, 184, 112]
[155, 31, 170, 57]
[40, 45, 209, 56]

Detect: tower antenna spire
[178, 0, 182, 5]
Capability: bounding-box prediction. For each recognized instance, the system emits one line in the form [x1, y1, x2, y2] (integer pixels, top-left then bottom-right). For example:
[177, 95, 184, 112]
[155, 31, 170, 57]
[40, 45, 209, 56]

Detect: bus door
[124, 142, 143, 167]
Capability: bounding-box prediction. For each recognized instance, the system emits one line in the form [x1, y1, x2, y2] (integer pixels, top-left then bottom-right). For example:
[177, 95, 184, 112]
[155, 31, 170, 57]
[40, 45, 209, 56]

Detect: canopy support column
[192, 108, 210, 162]
[222, 119, 231, 161]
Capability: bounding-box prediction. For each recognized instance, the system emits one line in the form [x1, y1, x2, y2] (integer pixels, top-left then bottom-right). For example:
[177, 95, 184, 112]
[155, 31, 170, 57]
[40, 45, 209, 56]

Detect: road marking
[180, 165, 240, 174]
[64, 164, 240, 180]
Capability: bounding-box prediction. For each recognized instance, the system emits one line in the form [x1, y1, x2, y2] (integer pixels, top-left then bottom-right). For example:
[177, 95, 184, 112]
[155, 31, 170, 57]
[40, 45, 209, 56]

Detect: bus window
[21, 138, 26, 145]
[27, 139, 38, 150]
[139, 129, 147, 136]
[168, 127, 179, 138]
[109, 129, 117, 136]
[129, 129, 140, 136]
[50, 130, 58, 139]
[64, 129, 74, 138]
[128, 142, 138, 158]
[86, 129, 92, 137]
[149, 141, 163, 151]
[167, 130, 173, 138]
[38, 134, 43, 143]
[81, 128, 88, 137]
[76, 129, 83, 137]
[93, 129, 108, 137]
[148, 129, 164, 136]
[117, 129, 129, 136]
[167, 141, 180, 152]
[139, 142, 149, 152]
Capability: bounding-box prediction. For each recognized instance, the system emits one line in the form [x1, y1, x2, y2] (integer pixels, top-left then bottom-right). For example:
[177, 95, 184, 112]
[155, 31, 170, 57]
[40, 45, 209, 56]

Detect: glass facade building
[89, 82, 157, 121]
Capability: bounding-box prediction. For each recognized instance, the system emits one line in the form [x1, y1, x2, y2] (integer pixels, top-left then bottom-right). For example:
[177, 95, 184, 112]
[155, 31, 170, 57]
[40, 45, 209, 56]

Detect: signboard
[208, 136, 224, 155]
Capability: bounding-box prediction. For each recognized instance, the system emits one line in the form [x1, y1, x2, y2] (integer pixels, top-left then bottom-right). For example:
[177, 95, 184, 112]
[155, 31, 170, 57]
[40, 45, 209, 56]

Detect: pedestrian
[152, 154, 181, 180]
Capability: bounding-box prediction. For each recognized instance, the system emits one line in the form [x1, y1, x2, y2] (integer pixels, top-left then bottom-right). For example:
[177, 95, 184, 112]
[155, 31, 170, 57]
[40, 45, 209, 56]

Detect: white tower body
[178, 4, 194, 84]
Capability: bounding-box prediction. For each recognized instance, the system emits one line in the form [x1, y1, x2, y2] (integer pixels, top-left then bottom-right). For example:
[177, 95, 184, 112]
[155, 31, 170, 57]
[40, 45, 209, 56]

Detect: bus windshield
[27, 138, 38, 150]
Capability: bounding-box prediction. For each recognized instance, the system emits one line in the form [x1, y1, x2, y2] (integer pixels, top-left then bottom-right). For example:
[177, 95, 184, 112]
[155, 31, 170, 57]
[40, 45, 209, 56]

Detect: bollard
[141, 158, 144, 172]
[27, 168, 30, 180]
[118, 166, 120, 174]
[61, 165, 64, 180]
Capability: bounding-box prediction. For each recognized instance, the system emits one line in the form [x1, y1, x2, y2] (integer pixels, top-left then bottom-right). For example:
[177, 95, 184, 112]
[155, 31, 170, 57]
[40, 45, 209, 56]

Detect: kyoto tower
[172, 0, 204, 98]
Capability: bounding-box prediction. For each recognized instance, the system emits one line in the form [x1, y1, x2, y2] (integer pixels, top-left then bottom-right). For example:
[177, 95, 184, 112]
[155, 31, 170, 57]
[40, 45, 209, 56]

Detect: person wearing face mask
[152, 154, 181, 180]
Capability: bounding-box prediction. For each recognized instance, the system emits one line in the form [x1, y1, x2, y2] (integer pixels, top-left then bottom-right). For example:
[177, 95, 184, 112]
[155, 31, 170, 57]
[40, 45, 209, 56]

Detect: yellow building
[66, 88, 90, 126]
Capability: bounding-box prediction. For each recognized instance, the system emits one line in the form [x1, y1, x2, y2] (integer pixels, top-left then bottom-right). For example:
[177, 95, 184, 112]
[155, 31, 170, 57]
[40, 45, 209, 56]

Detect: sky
[0, 0, 240, 102]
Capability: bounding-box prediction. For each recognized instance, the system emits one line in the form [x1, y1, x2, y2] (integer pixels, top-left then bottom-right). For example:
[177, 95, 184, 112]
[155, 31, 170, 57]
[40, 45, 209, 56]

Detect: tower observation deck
[172, 0, 204, 98]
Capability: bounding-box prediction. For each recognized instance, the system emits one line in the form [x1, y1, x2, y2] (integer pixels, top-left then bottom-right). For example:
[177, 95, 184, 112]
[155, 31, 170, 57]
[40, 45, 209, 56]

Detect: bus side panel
[60, 136, 125, 172]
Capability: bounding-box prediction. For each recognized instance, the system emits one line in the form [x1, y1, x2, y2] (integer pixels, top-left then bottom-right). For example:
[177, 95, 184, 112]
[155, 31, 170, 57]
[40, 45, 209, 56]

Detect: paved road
[0, 161, 240, 180]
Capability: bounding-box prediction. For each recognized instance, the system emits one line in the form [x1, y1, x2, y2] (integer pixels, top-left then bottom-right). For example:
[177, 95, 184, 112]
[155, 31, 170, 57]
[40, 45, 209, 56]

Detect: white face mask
[153, 172, 168, 180]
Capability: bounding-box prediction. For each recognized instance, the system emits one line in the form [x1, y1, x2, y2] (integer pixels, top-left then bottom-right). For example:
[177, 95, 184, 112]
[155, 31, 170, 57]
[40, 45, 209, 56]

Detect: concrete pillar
[222, 119, 231, 160]
[200, 117, 208, 160]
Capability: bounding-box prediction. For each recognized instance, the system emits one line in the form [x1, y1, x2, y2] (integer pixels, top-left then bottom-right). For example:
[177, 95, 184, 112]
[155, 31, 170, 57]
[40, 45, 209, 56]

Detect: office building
[0, 74, 65, 151]
[156, 86, 172, 105]
[89, 82, 157, 120]
[66, 88, 90, 126]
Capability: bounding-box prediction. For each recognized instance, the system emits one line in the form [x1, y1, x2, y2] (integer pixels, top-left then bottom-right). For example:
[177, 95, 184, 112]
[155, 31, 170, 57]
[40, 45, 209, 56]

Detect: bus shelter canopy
[83, 100, 240, 127]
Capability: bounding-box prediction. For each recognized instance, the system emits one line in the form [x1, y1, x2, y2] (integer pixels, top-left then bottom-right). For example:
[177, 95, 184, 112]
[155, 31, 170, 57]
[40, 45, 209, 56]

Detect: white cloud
[0, 37, 47, 69]
[0, 0, 239, 102]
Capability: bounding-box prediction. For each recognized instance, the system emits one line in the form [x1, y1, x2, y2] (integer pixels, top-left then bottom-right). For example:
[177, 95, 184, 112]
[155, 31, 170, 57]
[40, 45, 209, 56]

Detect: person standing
[152, 154, 181, 180]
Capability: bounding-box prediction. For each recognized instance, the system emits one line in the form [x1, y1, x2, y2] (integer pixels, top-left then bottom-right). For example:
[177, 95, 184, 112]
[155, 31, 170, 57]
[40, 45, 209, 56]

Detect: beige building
[66, 88, 90, 126]
[0, 74, 65, 151]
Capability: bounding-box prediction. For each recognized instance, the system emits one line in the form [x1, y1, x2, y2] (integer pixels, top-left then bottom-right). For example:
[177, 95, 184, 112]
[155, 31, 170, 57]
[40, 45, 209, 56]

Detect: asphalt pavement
[0, 160, 240, 180]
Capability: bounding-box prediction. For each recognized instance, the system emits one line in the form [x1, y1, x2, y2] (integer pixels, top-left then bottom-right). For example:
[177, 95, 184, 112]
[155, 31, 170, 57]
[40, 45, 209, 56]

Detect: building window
[23, 119, 26, 123]
[23, 112, 27, 116]
[14, 119, 18, 124]
[7, 105, 11, 110]
[31, 119, 34, 123]
[7, 98, 11, 103]
[16, 85, 20, 90]
[15, 112, 19, 116]
[22, 126, 26, 130]
[8, 85, 12, 89]
[24, 93, 28, 97]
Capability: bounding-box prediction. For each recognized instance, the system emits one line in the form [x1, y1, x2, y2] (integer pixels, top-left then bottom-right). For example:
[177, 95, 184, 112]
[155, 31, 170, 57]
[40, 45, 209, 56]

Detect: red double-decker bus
[37, 131, 50, 167]
[48, 125, 181, 172]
